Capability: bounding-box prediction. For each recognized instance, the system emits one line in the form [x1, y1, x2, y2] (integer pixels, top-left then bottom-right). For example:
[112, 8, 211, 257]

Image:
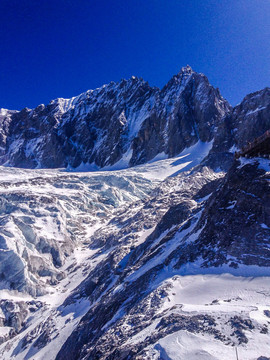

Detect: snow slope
[136, 274, 270, 360]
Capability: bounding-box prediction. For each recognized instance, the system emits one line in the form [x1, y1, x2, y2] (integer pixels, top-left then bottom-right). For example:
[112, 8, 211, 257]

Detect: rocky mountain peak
[118, 75, 148, 89]
[0, 67, 232, 170]
[0, 108, 9, 116]
[161, 65, 195, 92]
[179, 64, 194, 75]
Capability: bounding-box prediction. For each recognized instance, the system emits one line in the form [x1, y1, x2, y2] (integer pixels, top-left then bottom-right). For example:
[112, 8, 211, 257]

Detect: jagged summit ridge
[179, 64, 194, 75]
[51, 66, 193, 110]
[0, 68, 230, 169]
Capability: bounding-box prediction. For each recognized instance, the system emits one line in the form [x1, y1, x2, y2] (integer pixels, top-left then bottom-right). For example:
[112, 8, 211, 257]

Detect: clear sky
[0, 0, 270, 110]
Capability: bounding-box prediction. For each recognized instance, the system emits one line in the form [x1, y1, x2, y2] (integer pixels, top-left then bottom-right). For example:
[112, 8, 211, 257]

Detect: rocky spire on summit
[179, 64, 194, 75]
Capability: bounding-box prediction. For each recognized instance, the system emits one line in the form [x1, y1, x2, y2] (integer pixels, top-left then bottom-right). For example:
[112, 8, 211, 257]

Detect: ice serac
[0, 67, 230, 169]
[0, 168, 156, 296]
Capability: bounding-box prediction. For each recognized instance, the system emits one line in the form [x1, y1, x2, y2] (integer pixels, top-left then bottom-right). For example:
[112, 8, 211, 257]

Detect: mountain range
[0, 66, 269, 360]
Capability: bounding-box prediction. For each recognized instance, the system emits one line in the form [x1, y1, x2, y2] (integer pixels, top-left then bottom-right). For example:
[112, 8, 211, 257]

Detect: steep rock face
[231, 88, 270, 149]
[202, 87, 270, 173]
[0, 67, 230, 169]
[58, 78, 157, 168]
[131, 66, 230, 165]
[0, 109, 17, 160]
[212, 87, 270, 153]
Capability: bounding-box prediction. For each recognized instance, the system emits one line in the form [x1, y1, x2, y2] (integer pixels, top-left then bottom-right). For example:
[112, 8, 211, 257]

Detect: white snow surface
[72, 140, 213, 178]
[239, 156, 270, 173]
[145, 274, 270, 360]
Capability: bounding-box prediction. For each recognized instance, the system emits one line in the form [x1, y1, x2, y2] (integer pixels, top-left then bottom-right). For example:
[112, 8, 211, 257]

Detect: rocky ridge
[0, 66, 230, 169]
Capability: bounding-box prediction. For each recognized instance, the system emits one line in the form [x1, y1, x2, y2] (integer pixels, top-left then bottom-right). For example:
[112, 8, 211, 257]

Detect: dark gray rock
[208, 87, 270, 170]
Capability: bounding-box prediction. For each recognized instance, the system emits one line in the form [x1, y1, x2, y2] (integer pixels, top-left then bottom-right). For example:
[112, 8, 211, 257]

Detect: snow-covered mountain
[0, 66, 230, 169]
[0, 68, 270, 360]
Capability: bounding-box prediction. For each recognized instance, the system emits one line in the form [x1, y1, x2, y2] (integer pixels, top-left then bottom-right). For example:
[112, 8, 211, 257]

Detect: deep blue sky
[0, 0, 270, 110]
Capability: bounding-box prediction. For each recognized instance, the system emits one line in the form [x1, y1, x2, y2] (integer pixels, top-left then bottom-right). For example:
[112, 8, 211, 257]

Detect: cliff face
[212, 87, 270, 153]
